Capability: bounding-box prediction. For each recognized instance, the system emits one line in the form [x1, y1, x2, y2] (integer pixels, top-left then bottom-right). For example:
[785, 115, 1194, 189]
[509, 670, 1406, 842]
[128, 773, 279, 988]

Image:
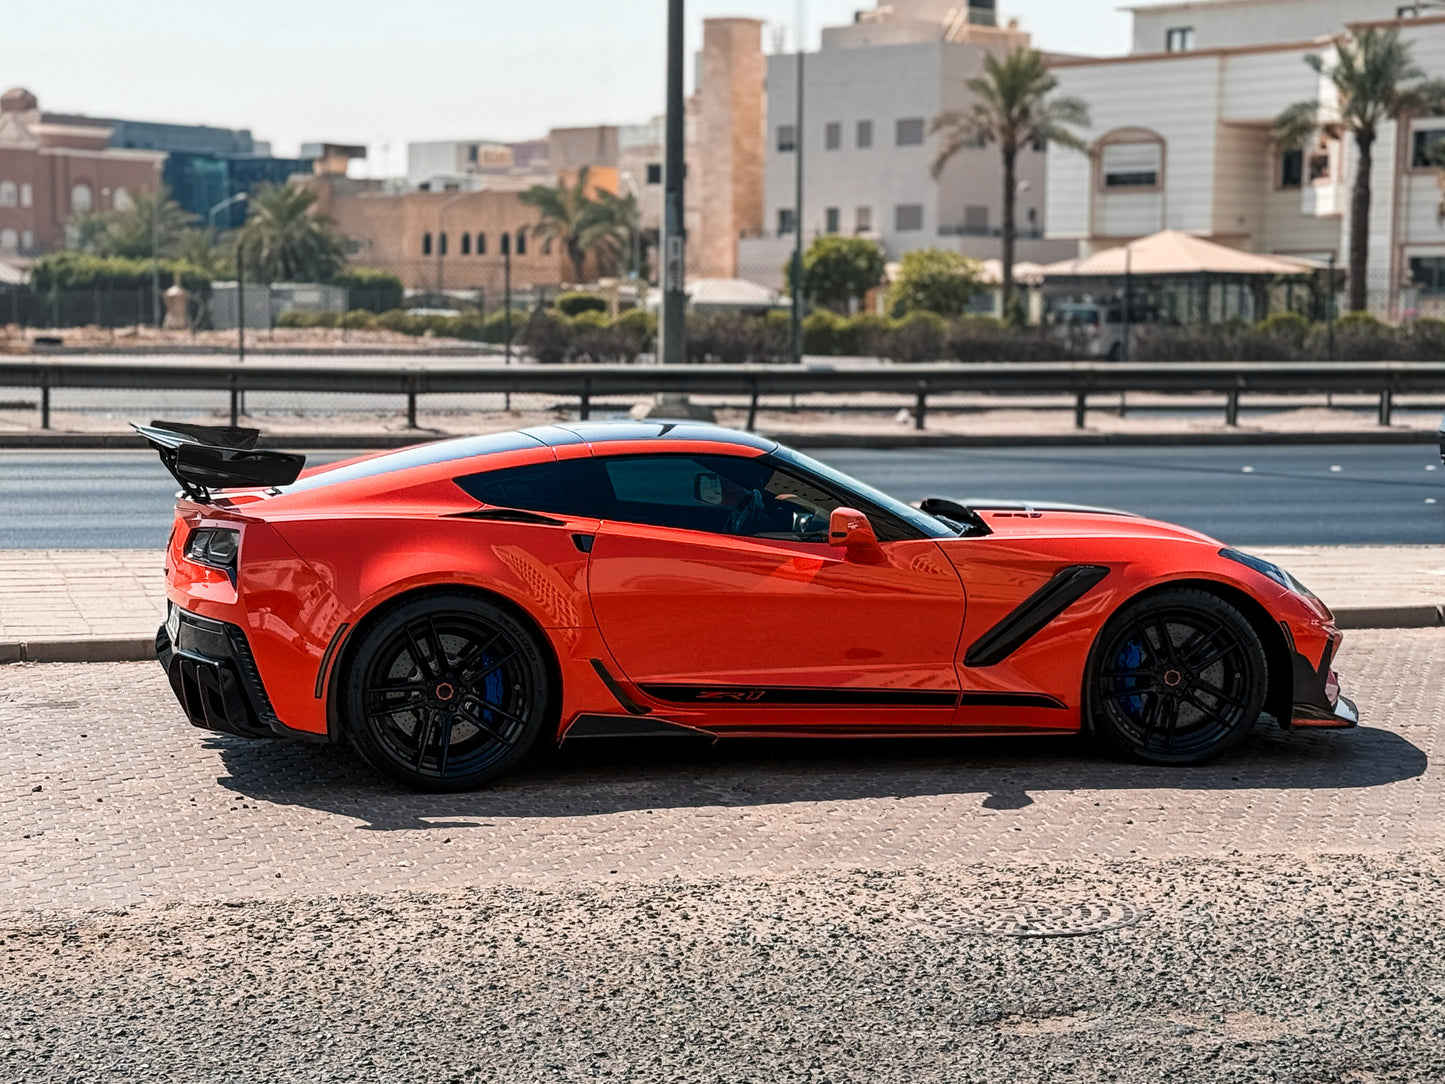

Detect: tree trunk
[1348, 131, 1373, 313]
[1001, 145, 1018, 323]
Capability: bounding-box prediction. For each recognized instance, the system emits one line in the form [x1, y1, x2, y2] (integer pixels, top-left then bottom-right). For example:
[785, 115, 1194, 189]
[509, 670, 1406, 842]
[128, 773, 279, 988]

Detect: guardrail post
[228, 373, 239, 428]
[1378, 387, 1393, 427]
[580, 378, 591, 421]
[746, 389, 759, 431]
[406, 375, 418, 429]
[1225, 388, 1240, 427]
[914, 381, 928, 431]
[39, 370, 50, 430]
[1074, 392, 1087, 429]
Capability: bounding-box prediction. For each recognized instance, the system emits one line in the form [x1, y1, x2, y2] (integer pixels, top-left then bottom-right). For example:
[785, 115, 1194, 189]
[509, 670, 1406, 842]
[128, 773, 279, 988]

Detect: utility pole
[660, 0, 687, 364]
[790, 1, 806, 365]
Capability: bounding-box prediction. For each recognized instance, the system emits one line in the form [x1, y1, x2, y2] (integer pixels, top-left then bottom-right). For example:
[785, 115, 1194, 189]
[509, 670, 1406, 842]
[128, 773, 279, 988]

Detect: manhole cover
[941, 899, 1147, 938]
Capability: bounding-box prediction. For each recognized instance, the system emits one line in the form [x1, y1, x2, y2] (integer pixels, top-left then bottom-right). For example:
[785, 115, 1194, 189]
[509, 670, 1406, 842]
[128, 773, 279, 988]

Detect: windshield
[768, 446, 956, 540]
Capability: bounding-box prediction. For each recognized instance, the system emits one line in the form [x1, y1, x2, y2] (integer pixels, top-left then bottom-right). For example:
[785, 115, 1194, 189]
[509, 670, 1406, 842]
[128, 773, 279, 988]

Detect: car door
[586, 451, 966, 721]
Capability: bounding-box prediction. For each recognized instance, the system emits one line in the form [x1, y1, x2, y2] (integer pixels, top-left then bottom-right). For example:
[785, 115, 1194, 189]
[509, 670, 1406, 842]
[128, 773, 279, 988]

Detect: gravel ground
[3, 854, 1444, 1083]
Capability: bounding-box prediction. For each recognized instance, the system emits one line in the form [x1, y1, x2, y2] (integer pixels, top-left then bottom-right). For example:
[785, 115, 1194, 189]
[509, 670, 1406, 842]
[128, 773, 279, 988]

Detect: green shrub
[517, 309, 573, 364]
[29, 251, 210, 293]
[885, 311, 949, 363]
[1256, 311, 1311, 341]
[1336, 310, 1385, 333]
[376, 309, 413, 333]
[612, 309, 657, 359]
[276, 309, 339, 329]
[555, 291, 608, 317]
[849, 313, 893, 358]
[482, 310, 517, 344]
[686, 312, 789, 364]
[339, 309, 378, 331]
[330, 267, 404, 313]
[884, 249, 983, 318]
[802, 309, 856, 356]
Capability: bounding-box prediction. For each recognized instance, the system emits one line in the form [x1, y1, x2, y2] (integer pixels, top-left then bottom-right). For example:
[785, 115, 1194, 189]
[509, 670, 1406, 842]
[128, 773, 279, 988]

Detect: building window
[0, 181, 14, 207]
[856, 206, 872, 233]
[467, 144, 479, 164]
[857, 120, 873, 149]
[0, 228, 16, 252]
[477, 232, 487, 255]
[1031, 135, 1047, 153]
[1100, 140, 1161, 189]
[964, 205, 990, 233]
[1165, 26, 1194, 52]
[1411, 126, 1445, 168]
[70, 182, 94, 213]
[501, 233, 510, 256]
[1027, 207, 1038, 229]
[422, 232, 433, 256]
[20, 229, 32, 250]
[439, 232, 448, 256]
[1308, 148, 1331, 183]
[646, 163, 663, 184]
[777, 125, 797, 153]
[515, 229, 527, 255]
[113, 186, 132, 211]
[778, 208, 796, 236]
[896, 118, 925, 146]
[825, 122, 841, 150]
[895, 204, 924, 231]
[1410, 256, 1445, 294]
[825, 207, 840, 233]
[19, 182, 31, 208]
[461, 233, 471, 256]
[1279, 148, 1304, 188]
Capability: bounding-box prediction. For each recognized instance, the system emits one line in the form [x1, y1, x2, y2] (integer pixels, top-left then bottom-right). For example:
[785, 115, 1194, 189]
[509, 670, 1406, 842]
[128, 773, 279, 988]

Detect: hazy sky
[1, 1, 1134, 172]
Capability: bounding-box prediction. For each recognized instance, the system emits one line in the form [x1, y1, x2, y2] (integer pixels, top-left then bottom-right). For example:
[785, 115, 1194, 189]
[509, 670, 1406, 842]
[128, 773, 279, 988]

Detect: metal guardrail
[2, 358, 1442, 430]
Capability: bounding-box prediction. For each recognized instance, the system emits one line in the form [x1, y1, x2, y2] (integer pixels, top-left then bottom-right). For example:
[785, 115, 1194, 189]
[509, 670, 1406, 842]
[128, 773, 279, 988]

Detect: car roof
[521, 421, 778, 453]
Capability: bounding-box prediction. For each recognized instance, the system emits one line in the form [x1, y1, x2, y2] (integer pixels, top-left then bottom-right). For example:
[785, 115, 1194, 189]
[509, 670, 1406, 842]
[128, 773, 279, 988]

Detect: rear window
[278, 432, 544, 494]
[454, 458, 605, 517]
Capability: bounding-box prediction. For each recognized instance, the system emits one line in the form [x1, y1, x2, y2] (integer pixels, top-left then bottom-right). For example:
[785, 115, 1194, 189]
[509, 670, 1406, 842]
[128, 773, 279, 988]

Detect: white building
[1045, 0, 1445, 316]
[736, 0, 1075, 291]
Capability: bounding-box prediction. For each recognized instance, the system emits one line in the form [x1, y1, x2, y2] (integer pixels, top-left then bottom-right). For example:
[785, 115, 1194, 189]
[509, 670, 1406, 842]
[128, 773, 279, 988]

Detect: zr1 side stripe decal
[964, 564, 1112, 668]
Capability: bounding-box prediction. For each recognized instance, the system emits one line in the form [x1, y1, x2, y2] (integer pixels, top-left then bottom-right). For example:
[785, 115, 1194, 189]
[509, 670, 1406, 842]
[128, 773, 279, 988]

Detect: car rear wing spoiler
[132, 420, 307, 502]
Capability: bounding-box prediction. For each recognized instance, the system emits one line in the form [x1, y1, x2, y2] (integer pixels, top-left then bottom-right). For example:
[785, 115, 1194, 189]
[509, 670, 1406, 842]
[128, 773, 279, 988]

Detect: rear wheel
[1087, 589, 1266, 766]
[340, 593, 551, 792]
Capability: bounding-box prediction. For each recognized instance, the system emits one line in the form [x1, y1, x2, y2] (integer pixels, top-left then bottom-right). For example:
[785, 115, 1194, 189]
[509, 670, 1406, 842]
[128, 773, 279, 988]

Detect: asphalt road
[0, 443, 1439, 549]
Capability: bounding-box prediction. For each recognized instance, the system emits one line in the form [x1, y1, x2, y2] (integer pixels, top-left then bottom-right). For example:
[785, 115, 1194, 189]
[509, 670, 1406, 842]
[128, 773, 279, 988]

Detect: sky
[0, 1, 1134, 174]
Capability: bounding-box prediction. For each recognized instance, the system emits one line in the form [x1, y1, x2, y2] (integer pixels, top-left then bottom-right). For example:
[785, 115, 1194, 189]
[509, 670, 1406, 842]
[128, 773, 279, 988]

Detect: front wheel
[1087, 588, 1267, 766]
[339, 592, 552, 792]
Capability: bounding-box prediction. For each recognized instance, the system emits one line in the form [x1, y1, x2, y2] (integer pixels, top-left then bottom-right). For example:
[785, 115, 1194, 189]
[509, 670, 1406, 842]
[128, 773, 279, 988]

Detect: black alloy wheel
[341, 592, 551, 792]
[1088, 588, 1267, 766]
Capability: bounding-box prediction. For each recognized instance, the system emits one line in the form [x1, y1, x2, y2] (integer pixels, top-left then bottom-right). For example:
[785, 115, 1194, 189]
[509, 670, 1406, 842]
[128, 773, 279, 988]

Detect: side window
[454, 459, 602, 517]
[599, 454, 846, 542]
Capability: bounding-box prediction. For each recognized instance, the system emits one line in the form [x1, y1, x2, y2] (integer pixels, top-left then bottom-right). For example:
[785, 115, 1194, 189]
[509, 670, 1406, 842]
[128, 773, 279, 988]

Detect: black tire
[339, 592, 552, 792]
[1086, 588, 1267, 766]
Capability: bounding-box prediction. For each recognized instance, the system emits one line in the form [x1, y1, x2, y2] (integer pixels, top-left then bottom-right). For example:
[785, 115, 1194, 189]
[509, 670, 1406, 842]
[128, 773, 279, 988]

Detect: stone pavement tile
[0, 628, 1437, 910]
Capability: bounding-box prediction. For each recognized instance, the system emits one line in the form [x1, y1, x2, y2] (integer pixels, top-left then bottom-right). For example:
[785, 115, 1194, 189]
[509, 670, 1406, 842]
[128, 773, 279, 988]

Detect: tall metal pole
[150, 177, 162, 327]
[660, 0, 687, 365]
[790, 2, 805, 365]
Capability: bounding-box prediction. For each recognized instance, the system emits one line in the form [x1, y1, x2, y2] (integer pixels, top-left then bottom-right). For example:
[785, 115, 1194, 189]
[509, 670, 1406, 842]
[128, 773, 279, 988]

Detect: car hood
[940, 499, 1221, 547]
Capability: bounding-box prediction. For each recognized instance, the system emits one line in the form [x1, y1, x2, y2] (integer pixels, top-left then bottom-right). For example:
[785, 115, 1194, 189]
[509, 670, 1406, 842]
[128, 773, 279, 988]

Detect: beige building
[303, 173, 566, 293]
[0, 87, 165, 257]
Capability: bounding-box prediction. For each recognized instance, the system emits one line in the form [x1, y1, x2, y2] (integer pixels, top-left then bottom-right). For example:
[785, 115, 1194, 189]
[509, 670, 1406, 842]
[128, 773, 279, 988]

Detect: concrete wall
[1129, 0, 1402, 54]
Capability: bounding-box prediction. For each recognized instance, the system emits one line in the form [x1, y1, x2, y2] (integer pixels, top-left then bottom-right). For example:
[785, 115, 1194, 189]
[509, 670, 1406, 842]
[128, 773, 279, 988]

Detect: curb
[3, 604, 1439, 665]
[0, 428, 1437, 452]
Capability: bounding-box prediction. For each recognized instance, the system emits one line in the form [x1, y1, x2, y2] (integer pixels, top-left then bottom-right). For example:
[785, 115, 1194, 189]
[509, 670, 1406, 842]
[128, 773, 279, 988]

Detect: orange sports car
[137, 420, 1357, 791]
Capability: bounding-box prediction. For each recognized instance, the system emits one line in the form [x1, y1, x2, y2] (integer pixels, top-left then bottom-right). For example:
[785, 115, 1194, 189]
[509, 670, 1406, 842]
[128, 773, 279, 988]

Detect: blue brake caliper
[1113, 637, 1147, 721]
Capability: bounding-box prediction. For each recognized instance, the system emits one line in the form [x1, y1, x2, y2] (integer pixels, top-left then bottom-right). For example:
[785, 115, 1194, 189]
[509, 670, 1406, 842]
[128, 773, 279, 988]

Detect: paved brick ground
[0, 546, 1440, 647]
[0, 628, 1437, 911]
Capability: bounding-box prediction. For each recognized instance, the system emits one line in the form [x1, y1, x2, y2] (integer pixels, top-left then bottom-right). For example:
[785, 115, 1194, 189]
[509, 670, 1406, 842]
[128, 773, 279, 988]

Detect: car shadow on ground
[208, 721, 1428, 831]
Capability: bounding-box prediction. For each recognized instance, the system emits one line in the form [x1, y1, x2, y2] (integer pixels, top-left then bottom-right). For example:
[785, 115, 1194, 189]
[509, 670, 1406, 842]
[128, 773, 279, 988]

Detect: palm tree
[1274, 28, 1445, 312]
[71, 186, 195, 259]
[588, 188, 640, 277]
[519, 167, 635, 284]
[235, 183, 346, 283]
[931, 47, 1089, 321]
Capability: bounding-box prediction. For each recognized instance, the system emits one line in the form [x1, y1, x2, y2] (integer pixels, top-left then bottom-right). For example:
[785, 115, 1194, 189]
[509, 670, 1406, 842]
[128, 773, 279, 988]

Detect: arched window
[439, 232, 448, 256]
[0, 228, 17, 252]
[422, 232, 433, 256]
[515, 229, 527, 256]
[477, 232, 487, 255]
[0, 181, 16, 207]
[112, 187, 133, 211]
[71, 182, 93, 213]
[460, 233, 471, 256]
[1094, 128, 1165, 191]
[19, 182, 31, 208]
[500, 232, 510, 257]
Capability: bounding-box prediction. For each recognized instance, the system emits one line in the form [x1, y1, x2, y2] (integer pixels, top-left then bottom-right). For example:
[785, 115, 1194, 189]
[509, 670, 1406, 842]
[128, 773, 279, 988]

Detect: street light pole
[660, 0, 687, 365]
[209, 192, 250, 366]
[790, 1, 806, 365]
[151, 166, 163, 327]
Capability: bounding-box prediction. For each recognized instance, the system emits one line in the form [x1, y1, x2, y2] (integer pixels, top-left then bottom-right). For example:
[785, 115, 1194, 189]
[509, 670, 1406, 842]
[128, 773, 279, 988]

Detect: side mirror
[829, 507, 884, 562]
